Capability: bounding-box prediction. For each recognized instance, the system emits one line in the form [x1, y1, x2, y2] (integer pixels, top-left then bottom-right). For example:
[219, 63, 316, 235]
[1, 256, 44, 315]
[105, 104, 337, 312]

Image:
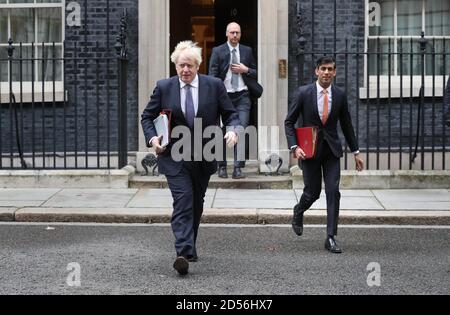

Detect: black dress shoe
[325, 237, 342, 254]
[292, 205, 304, 236]
[232, 167, 245, 179]
[173, 256, 189, 275]
[218, 167, 228, 179]
[187, 255, 198, 263]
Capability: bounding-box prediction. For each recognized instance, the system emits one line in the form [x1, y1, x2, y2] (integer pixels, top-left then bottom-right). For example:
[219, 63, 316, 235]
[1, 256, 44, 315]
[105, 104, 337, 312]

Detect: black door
[170, 0, 258, 74]
[170, 0, 193, 77]
[214, 0, 258, 60]
[170, 0, 259, 135]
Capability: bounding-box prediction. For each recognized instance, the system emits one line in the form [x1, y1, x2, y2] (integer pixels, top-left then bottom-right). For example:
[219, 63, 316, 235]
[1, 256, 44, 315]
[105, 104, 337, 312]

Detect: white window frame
[0, 0, 65, 103]
[363, 0, 449, 99]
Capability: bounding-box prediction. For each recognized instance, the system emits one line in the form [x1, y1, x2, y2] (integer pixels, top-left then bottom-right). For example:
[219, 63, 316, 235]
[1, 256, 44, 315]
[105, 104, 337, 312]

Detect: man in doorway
[141, 41, 240, 276]
[285, 56, 364, 254]
[209, 22, 259, 179]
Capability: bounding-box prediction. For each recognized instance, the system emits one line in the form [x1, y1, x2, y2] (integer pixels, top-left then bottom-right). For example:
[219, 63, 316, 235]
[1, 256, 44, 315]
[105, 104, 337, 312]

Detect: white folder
[153, 114, 170, 148]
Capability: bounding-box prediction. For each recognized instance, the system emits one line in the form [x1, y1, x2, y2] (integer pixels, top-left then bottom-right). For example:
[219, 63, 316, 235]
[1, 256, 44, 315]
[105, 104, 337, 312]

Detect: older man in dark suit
[142, 41, 240, 276]
[209, 22, 261, 179]
[285, 56, 364, 254]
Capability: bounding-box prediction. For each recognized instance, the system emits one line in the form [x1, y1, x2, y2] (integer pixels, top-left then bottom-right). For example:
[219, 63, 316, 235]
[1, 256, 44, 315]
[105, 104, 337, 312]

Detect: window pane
[10, 8, 35, 43]
[0, 48, 7, 82]
[37, 45, 62, 81]
[398, 39, 421, 75]
[11, 45, 33, 81]
[426, 0, 450, 36]
[398, 0, 422, 36]
[36, 0, 63, 2]
[369, 0, 394, 36]
[430, 39, 450, 75]
[368, 39, 395, 75]
[37, 8, 62, 43]
[0, 9, 8, 43]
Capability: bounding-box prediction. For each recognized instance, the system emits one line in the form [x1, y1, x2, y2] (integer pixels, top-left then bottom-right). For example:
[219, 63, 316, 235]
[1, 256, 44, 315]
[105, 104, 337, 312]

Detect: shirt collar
[180, 75, 199, 89]
[227, 42, 239, 52]
[316, 81, 332, 95]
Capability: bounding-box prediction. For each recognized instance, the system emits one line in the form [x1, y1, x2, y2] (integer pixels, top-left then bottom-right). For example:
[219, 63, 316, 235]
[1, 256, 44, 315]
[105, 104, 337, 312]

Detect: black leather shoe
[218, 167, 228, 179]
[325, 237, 342, 254]
[292, 205, 303, 236]
[232, 167, 245, 179]
[187, 255, 198, 263]
[173, 256, 189, 276]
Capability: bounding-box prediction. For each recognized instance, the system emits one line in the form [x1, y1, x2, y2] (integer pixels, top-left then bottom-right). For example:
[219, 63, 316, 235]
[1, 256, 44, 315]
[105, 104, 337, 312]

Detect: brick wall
[288, 0, 449, 152]
[0, 0, 138, 161]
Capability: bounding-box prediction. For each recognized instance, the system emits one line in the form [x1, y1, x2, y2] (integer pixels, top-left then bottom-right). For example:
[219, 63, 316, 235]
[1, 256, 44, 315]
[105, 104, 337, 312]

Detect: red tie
[322, 90, 329, 125]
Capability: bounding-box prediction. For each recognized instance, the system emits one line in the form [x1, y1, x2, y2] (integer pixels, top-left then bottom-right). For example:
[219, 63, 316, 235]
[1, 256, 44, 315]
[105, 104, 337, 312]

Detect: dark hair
[316, 56, 336, 69]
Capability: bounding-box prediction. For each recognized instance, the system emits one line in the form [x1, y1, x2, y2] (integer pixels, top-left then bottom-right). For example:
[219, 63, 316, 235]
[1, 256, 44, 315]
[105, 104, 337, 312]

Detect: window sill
[0, 82, 65, 104]
[359, 76, 449, 99]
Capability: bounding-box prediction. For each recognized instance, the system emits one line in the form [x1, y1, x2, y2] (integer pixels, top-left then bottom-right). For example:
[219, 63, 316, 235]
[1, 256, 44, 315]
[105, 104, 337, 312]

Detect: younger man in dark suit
[285, 56, 364, 254]
[141, 41, 240, 275]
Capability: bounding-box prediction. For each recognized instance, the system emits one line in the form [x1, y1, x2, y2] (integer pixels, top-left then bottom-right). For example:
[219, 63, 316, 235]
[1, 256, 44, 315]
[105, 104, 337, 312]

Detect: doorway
[170, 0, 258, 75]
[170, 0, 259, 137]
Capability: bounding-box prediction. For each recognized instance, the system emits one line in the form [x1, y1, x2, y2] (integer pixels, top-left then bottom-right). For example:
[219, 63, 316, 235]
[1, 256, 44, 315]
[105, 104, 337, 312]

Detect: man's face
[315, 63, 336, 88]
[226, 24, 241, 47]
[176, 51, 199, 84]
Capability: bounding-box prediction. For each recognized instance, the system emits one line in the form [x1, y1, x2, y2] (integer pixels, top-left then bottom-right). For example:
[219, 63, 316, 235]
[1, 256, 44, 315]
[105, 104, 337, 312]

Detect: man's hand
[355, 154, 364, 172]
[294, 147, 307, 160]
[230, 63, 249, 75]
[224, 131, 238, 148]
[151, 136, 166, 155]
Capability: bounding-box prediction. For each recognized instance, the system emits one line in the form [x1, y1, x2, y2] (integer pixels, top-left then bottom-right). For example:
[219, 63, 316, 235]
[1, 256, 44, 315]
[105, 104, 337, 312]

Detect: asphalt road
[0, 223, 448, 295]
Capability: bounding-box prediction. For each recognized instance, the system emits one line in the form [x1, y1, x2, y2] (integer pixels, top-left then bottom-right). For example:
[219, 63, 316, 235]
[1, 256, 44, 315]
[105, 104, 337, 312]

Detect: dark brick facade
[1, 0, 447, 169]
[288, 0, 449, 152]
[1, 0, 138, 160]
[64, 0, 139, 153]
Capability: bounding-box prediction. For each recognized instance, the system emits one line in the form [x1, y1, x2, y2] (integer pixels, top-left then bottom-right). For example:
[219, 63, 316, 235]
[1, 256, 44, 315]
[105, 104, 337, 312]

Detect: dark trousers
[218, 90, 251, 168]
[296, 142, 341, 236]
[165, 162, 211, 258]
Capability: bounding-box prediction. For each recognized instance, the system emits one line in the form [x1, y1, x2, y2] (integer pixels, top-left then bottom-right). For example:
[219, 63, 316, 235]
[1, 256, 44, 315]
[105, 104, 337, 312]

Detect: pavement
[1, 188, 450, 225]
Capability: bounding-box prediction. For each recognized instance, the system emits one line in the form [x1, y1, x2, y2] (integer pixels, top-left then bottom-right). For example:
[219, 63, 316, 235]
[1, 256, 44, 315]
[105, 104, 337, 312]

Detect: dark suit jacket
[209, 43, 262, 98]
[141, 74, 240, 176]
[285, 83, 359, 160]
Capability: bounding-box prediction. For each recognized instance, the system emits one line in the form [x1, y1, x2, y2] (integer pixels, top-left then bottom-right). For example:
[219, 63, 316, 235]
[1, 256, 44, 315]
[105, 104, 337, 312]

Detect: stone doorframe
[137, 0, 289, 173]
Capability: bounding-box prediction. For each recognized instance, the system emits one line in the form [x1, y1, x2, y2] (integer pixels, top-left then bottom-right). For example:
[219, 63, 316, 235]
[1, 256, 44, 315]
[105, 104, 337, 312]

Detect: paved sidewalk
[0, 188, 449, 225]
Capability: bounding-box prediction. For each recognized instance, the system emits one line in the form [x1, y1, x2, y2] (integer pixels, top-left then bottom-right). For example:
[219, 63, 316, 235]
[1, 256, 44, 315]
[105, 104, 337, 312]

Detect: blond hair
[171, 41, 202, 66]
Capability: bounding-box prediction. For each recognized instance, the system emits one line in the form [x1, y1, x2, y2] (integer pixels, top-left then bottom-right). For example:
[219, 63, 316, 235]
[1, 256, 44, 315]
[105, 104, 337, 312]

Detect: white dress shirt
[224, 42, 248, 93]
[179, 75, 199, 117]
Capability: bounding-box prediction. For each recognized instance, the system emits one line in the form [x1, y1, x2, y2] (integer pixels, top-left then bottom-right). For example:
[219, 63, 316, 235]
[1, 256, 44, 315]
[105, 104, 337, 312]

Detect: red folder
[296, 127, 318, 159]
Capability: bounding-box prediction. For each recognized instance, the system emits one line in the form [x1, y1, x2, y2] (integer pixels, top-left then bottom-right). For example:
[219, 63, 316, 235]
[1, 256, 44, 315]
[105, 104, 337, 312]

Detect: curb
[8, 208, 450, 226]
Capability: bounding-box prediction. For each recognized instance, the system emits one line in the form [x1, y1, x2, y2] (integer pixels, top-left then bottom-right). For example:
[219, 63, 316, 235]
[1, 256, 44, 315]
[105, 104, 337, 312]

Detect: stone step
[130, 174, 293, 190]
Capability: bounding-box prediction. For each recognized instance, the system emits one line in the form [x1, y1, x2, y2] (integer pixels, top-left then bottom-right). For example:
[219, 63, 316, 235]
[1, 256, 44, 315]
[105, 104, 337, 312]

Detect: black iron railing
[295, 3, 449, 171]
[0, 9, 128, 170]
